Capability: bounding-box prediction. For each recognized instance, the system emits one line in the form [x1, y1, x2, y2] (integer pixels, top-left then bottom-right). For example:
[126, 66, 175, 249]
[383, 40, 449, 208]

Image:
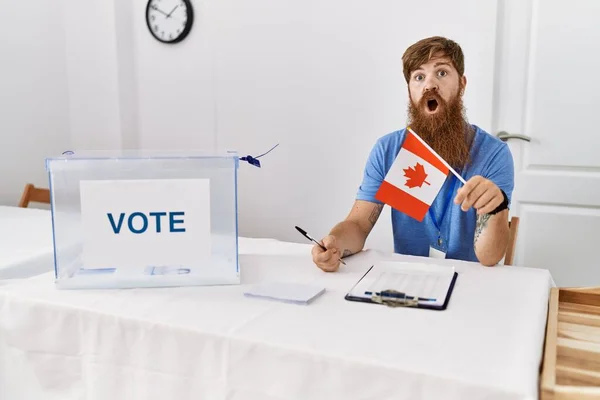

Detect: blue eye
[438, 70, 448, 77]
[415, 74, 424, 82]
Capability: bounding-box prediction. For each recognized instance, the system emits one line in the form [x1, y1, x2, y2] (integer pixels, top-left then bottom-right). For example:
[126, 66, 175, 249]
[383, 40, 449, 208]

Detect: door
[492, 0, 600, 286]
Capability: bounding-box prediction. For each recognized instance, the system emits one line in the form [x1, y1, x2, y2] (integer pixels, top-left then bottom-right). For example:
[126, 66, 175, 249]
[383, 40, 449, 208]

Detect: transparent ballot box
[46, 150, 240, 289]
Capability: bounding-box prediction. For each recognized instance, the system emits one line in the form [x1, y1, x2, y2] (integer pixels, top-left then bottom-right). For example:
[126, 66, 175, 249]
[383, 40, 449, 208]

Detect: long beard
[407, 90, 471, 169]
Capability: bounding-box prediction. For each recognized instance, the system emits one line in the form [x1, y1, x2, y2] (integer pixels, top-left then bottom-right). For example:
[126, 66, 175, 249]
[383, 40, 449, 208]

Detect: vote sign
[79, 179, 211, 270]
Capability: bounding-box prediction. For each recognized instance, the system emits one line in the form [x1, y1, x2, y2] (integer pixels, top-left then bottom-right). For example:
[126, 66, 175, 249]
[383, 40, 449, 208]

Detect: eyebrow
[412, 62, 452, 74]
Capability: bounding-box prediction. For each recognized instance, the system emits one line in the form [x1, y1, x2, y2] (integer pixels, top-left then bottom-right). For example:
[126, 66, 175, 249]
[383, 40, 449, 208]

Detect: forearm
[329, 220, 369, 257]
[473, 209, 510, 266]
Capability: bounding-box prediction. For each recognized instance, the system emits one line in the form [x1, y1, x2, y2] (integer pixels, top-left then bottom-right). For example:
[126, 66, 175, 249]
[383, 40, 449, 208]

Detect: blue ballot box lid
[46, 149, 241, 170]
[47, 143, 279, 170]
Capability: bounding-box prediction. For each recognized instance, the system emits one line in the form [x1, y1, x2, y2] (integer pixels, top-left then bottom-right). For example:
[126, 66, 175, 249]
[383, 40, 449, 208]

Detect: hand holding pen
[295, 226, 346, 272]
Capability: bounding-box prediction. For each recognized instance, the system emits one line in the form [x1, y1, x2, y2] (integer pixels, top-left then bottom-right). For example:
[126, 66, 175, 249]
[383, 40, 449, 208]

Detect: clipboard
[344, 263, 458, 310]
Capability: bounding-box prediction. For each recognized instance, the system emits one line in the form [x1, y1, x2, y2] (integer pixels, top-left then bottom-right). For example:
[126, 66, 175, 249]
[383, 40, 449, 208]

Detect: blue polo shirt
[356, 125, 514, 262]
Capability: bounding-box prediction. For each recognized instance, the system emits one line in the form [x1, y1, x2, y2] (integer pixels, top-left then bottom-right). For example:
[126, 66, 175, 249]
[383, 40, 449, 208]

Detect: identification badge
[429, 246, 447, 259]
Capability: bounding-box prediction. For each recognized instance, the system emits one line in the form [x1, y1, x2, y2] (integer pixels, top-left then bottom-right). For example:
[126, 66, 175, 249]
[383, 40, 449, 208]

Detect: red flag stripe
[375, 180, 429, 222]
[402, 131, 449, 175]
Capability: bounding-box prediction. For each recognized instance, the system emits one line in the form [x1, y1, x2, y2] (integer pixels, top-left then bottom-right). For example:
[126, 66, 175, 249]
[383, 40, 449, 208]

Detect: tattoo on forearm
[342, 249, 353, 258]
[474, 213, 491, 250]
[368, 204, 384, 226]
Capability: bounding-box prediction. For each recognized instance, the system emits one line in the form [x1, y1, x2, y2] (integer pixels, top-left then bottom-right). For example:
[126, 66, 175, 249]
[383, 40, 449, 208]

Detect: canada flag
[375, 127, 451, 222]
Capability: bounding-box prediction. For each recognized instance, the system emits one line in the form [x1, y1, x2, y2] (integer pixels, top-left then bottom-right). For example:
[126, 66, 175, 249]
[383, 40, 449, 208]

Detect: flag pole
[407, 127, 467, 185]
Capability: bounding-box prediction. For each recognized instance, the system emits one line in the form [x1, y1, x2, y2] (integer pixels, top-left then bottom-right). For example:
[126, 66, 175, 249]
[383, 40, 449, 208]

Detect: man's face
[408, 55, 466, 113]
[405, 54, 471, 169]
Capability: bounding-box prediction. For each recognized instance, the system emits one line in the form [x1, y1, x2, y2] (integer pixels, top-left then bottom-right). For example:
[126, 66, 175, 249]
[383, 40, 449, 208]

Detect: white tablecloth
[0, 237, 553, 400]
[0, 205, 56, 279]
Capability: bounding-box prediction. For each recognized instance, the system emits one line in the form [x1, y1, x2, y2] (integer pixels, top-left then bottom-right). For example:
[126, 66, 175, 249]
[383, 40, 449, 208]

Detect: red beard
[407, 90, 472, 169]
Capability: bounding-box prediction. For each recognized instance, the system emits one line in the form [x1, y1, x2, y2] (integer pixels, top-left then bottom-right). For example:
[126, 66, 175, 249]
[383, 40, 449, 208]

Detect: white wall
[132, 0, 216, 150]
[128, 0, 498, 250]
[62, 0, 139, 150]
[0, 0, 139, 207]
[0, 0, 71, 206]
[1, 0, 499, 252]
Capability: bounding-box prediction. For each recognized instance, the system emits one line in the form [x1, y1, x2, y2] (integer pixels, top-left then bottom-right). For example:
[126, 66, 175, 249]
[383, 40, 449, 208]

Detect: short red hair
[402, 36, 465, 83]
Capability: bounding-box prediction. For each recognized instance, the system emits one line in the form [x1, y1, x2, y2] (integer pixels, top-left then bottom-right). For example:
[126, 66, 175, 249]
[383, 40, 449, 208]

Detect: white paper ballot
[347, 262, 455, 307]
[244, 282, 326, 305]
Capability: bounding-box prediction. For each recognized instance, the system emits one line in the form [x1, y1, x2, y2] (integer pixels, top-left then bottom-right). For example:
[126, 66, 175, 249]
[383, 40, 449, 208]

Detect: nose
[423, 76, 438, 93]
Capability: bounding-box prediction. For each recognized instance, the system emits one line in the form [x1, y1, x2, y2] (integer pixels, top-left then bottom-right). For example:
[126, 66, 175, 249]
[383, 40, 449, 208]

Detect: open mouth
[427, 99, 439, 112]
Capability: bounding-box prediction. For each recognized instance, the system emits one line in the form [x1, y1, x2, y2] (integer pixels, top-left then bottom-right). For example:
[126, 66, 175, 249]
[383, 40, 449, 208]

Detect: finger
[314, 249, 334, 264]
[322, 235, 337, 249]
[317, 246, 341, 264]
[311, 243, 325, 257]
[473, 189, 496, 212]
[313, 249, 338, 270]
[477, 192, 504, 215]
[328, 247, 340, 261]
[454, 177, 481, 204]
[460, 182, 487, 211]
[312, 235, 340, 272]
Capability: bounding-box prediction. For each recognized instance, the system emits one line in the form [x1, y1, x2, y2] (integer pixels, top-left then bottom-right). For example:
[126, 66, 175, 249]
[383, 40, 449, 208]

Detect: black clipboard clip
[370, 289, 420, 308]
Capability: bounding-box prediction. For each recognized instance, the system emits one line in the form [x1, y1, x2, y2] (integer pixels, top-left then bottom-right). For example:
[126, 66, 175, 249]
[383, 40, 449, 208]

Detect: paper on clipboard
[347, 262, 455, 307]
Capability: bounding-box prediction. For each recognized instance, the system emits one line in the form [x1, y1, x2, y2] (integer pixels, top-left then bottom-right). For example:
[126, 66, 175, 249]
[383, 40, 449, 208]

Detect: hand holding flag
[375, 127, 505, 220]
[454, 176, 506, 215]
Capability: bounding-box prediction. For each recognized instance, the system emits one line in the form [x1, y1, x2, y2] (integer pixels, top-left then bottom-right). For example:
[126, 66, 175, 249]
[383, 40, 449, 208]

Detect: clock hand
[166, 5, 179, 18]
[150, 5, 169, 17]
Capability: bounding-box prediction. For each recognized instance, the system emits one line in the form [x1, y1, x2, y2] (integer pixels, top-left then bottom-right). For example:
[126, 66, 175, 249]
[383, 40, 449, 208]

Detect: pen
[295, 225, 347, 265]
[364, 291, 436, 302]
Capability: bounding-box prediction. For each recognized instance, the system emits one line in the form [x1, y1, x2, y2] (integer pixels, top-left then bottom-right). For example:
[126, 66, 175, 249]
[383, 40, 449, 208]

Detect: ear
[460, 75, 467, 95]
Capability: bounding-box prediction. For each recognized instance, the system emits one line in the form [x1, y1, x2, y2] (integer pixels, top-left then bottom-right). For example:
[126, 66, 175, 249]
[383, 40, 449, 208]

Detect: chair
[504, 216, 520, 266]
[18, 183, 50, 208]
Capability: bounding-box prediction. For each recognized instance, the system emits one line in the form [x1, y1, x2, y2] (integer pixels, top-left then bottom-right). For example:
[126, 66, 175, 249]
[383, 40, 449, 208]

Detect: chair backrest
[18, 183, 50, 208]
[504, 216, 520, 266]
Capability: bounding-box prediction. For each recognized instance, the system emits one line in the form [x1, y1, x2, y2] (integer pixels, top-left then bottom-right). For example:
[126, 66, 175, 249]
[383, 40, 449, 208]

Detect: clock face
[146, 0, 193, 44]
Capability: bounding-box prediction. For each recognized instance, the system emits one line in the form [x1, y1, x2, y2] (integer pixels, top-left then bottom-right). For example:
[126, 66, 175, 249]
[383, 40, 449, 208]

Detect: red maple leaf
[403, 162, 430, 188]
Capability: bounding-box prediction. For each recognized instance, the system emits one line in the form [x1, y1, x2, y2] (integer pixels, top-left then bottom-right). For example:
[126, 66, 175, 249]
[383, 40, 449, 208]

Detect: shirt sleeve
[355, 139, 387, 204]
[483, 143, 515, 206]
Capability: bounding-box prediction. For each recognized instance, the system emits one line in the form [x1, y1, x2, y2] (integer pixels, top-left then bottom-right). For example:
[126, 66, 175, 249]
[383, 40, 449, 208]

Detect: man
[312, 36, 514, 271]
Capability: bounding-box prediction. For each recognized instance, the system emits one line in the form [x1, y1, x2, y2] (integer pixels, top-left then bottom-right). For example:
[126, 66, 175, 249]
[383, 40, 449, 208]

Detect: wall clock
[146, 0, 194, 44]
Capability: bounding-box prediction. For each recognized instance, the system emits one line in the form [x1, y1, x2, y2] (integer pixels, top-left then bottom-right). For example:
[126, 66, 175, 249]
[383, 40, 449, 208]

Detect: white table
[0, 205, 56, 279]
[0, 237, 553, 400]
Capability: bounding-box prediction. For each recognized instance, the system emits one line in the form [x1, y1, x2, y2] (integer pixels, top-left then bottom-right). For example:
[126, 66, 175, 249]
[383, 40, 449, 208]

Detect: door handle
[496, 131, 531, 142]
